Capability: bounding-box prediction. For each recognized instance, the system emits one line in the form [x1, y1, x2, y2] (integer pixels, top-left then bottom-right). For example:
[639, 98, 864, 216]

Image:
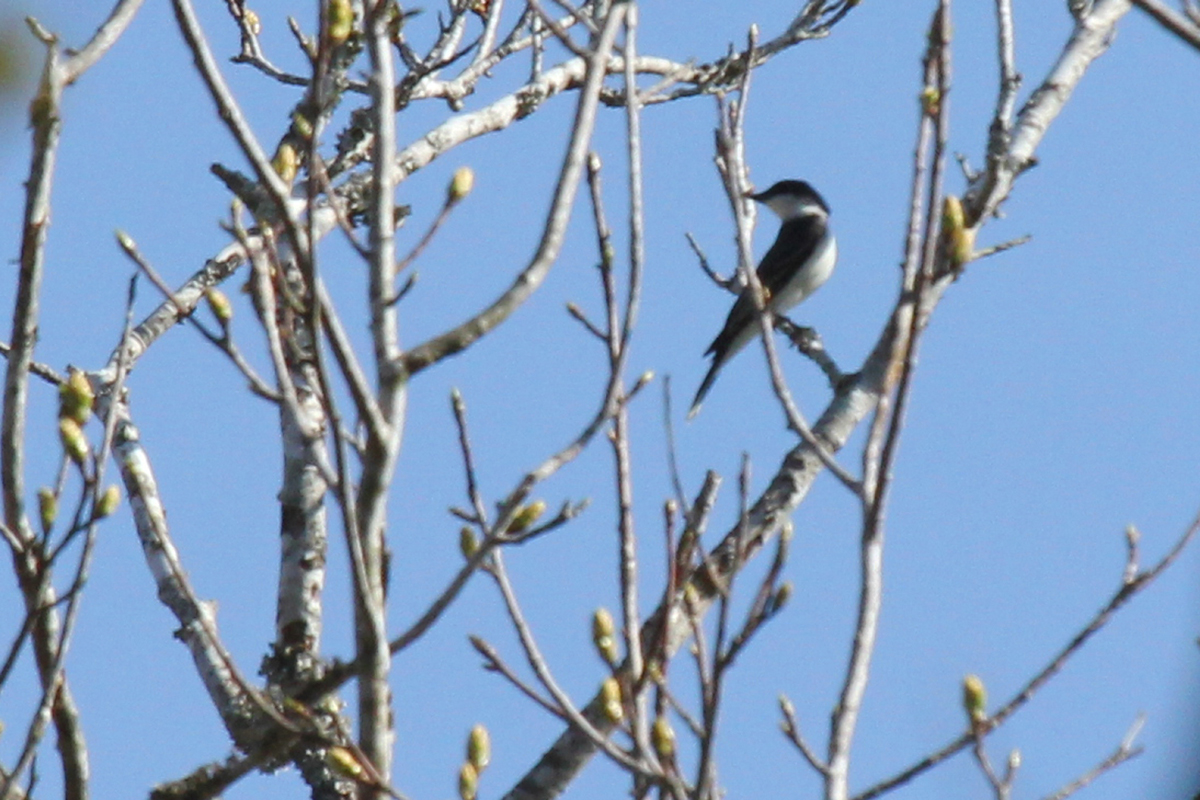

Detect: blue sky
[1, 1, 1198, 799]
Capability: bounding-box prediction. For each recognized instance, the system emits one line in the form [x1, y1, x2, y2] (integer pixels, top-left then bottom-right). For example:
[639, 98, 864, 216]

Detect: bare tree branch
[1, 3, 149, 793]
[399, 13, 623, 375]
[1131, 0, 1200, 51]
[853, 509, 1199, 800]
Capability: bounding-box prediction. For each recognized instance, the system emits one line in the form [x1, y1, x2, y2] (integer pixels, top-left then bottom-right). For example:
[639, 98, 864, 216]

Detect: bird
[688, 179, 837, 419]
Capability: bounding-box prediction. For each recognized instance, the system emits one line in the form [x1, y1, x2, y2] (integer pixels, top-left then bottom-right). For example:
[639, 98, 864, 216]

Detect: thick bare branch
[355, 0, 404, 787]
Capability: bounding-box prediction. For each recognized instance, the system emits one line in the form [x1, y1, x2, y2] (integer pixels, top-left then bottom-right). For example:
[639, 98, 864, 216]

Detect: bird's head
[744, 180, 830, 222]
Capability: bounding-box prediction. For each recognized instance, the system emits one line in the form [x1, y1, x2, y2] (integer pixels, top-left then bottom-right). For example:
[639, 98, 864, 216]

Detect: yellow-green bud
[326, 0, 355, 45]
[592, 607, 619, 667]
[942, 194, 965, 233]
[467, 724, 490, 772]
[59, 417, 89, 466]
[291, 111, 314, 141]
[507, 500, 546, 534]
[962, 673, 987, 724]
[942, 195, 974, 268]
[448, 166, 475, 204]
[205, 288, 233, 325]
[459, 526, 478, 559]
[600, 677, 623, 722]
[920, 86, 940, 117]
[96, 485, 121, 519]
[59, 368, 94, 425]
[952, 228, 975, 268]
[772, 581, 793, 614]
[458, 762, 478, 800]
[37, 487, 56, 533]
[325, 745, 366, 780]
[114, 229, 137, 256]
[272, 141, 299, 185]
[652, 716, 676, 760]
[243, 7, 262, 34]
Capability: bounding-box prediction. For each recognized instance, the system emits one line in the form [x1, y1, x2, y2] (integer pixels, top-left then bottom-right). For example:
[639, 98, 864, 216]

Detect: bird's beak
[741, 188, 757, 198]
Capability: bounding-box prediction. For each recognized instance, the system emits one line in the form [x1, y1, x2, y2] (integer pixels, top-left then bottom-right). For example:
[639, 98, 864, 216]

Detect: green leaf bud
[205, 288, 233, 324]
[59, 417, 89, 466]
[592, 607, 619, 667]
[37, 487, 56, 533]
[507, 500, 545, 534]
[59, 368, 94, 425]
[458, 762, 478, 800]
[96, 484, 121, 519]
[962, 673, 987, 724]
[448, 166, 475, 204]
[652, 716, 676, 760]
[459, 526, 478, 559]
[467, 724, 490, 772]
[600, 677, 623, 723]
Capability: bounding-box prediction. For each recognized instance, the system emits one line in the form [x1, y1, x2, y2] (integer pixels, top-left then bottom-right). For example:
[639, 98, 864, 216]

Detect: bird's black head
[746, 180, 830, 219]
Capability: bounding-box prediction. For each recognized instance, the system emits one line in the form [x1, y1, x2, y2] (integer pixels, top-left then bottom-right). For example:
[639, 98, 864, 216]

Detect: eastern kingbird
[688, 180, 837, 419]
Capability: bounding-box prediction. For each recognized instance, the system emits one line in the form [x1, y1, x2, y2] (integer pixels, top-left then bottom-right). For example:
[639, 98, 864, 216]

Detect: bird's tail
[687, 358, 724, 420]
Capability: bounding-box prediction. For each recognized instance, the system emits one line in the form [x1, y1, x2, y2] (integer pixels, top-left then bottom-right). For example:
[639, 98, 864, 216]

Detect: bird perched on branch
[688, 179, 838, 419]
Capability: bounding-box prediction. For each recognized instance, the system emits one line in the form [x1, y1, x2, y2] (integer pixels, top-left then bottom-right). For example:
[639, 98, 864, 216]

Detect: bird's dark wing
[704, 291, 755, 358]
[757, 214, 827, 297]
[703, 215, 827, 359]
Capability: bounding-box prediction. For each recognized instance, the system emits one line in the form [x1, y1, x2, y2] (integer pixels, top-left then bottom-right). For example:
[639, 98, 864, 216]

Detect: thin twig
[1039, 714, 1145, 800]
[853, 510, 1200, 800]
[393, 195, 461, 277]
[528, 0, 591, 58]
[989, 0, 1020, 162]
[470, 635, 567, 720]
[1130, 0, 1200, 51]
[171, 0, 300, 243]
[487, 550, 651, 776]
[972, 233, 1031, 261]
[113, 230, 277, 398]
[0, 345, 61, 386]
[662, 376, 689, 515]
[779, 694, 830, 776]
[401, 7, 625, 375]
[832, 10, 952, 800]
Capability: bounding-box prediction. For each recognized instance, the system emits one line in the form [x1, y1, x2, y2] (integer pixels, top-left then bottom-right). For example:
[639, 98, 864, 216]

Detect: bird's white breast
[770, 233, 837, 312]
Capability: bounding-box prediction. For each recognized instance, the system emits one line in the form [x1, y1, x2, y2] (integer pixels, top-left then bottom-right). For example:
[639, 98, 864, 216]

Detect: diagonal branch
[853, 509, 1198, 800]
[1130, 0, 1200, 51]
[400, 7, 627, 375]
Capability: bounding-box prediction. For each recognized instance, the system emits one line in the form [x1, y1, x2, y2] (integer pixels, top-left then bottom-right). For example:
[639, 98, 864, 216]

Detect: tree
[2, 0, 1198, 799]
